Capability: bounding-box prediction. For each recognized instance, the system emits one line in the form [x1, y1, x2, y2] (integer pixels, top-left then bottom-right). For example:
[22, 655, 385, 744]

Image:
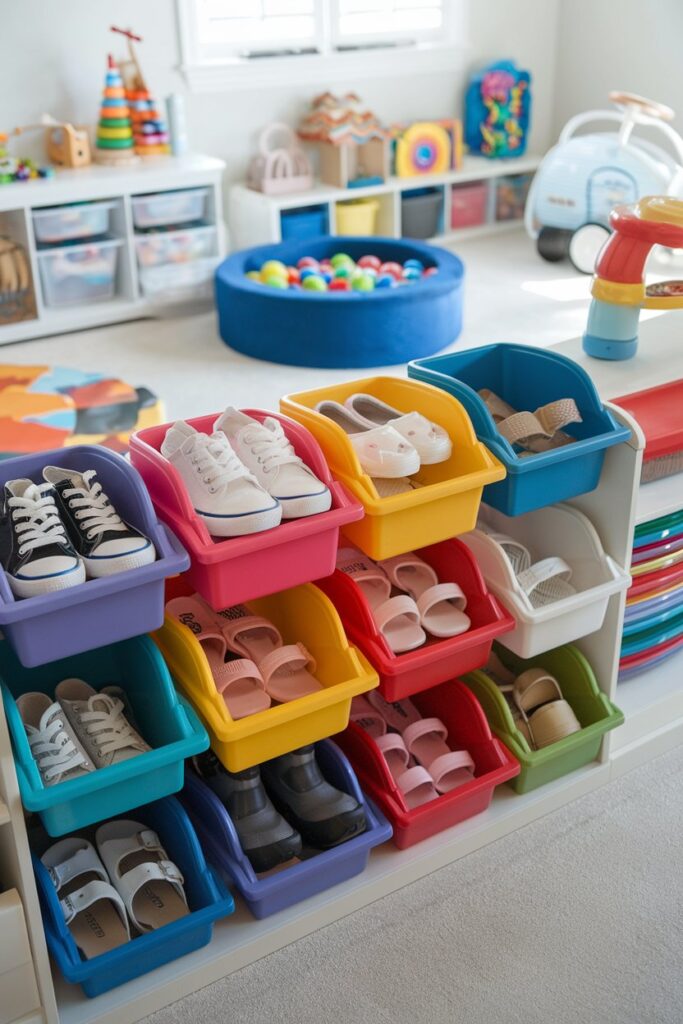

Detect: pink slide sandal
[217, 605, 323, 703]
[375, 734, 438, 809]
[350, 695, 387, 739]
[337, 547, 425, 654]
[380, 552, 470, 638]
[166, 597, 271, 720]
[368, 691, 474, 794]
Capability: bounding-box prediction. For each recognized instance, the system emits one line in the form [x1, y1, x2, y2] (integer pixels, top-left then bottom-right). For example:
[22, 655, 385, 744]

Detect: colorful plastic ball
[319, 260, 334, 273]
[297, 256, 319, 270]
[351, 273, 375, 292]
[358, 254, 381, 271]
[245, 270, 262, 282]
[260, 259, 288, 280]
[379, 261, 403, 279]
[423, 266, 439, 277]
[263, 274, 289, 289]
[333, 265, 352, 279]
[402, 266, 421, 281]
[299, 267, 321, 281]
[375, 274, 396, 289]
[362, 266, 378, 278]
[329, 278, 351, 291]
[322, 272, 333, 283]
[287, 266, 301, 284]
[404, 258, 425, 272]
[330, 252, 354, 269]
[302, 275, 328, 292]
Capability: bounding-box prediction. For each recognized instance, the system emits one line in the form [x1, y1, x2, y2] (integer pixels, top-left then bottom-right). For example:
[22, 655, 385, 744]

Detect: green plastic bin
[463, 643, 623, 793]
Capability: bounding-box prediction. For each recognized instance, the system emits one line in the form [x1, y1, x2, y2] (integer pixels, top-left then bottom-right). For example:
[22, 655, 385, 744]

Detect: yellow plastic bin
[153, 578, 378, 771]
[281, 376, 505, 560]
[335, 199, 379, 236]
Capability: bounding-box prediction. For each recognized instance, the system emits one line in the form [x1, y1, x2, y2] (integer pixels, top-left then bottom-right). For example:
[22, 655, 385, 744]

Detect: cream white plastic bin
[461, 504, 630, 658]
[33, 200, 115, 244]
[0, 888, 41, 1024]
[37, 238, 122, 307]
[135, 225, 217, 267]
[131, 188, 209, 229]
[139, 257, 218, 313]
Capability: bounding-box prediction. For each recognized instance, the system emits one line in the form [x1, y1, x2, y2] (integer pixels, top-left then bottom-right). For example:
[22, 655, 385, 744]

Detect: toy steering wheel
[609, 91, 675, 122]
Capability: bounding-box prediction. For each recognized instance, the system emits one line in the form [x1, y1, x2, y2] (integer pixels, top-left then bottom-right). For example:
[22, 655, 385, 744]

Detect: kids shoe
[214, 408, 332, 519]
[343, 394, 452, 465]
[0, 479, 85, 598]
[315, 400, 420, 479]
[191, 750, 302, 873]
[17, 692, 94, 786]
[42, 467, 155, 577]
[54, 679, 150, 768]
[161, 422, 281, 537]
[261, 745, 366, 849]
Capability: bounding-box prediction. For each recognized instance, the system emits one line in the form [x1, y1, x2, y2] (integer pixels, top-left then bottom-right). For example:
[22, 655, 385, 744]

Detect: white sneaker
[161, 421, 281, 537]
[214, 409, 332, 519]
[343, 394, 452, 465]
[315, 400, 420, 479]
[54, 679, 150, 769]
[16, 692, 94, 786]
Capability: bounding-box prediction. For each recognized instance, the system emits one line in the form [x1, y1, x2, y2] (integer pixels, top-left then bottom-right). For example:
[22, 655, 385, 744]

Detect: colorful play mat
[0, 364, 164, 458]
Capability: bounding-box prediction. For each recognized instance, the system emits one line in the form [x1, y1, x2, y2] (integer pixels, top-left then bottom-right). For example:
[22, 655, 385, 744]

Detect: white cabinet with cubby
[0, 155, 225, 345]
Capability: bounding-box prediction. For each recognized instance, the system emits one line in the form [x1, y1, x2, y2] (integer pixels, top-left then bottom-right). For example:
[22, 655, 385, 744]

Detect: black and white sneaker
[43, 467, 156, 578]
[0, 478, 85, 599]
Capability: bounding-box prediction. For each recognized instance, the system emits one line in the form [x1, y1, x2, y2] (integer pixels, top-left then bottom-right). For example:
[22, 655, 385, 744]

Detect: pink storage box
[451, 181, 488, 230]
[129, 410, 364, 610]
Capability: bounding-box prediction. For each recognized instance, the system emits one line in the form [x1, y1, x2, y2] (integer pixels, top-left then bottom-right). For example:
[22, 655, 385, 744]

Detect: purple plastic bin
[0, 445, 189, 667]
[179, 740, 392, 919]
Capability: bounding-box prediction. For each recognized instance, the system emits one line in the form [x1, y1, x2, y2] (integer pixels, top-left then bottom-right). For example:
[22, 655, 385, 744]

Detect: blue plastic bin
[280, 205, 328, 241]
[0, 445, 189, 667]
[32, 796, 234, 997]
[409, 344, 631, 515]
[1, 635, 209, 835]
[180, 740, 392, 919]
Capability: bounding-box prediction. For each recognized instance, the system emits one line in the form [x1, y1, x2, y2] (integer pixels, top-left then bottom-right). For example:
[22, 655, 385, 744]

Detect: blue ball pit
[215, 236, 464, 368]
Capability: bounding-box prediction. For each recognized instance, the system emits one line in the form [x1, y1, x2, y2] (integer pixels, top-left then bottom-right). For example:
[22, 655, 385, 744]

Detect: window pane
[198, 0, 317, 48]
[336, 0, 443, 38]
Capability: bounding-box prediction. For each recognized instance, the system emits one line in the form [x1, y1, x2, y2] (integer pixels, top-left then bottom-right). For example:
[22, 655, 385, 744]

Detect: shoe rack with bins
[228, 153, 541, 251]
[2, 321, 681, 1024]
[0, 155, 225, 346]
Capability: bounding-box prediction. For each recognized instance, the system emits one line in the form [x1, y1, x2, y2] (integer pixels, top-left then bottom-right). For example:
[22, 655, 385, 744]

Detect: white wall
[554, 0, 683, 136]
[0, 0, 561, 187]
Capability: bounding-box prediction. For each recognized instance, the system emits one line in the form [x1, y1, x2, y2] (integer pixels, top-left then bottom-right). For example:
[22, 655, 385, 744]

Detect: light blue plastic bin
[1, 635, 209, 835]
[409, 344, 631, 515]
[32, 796, 235, 997]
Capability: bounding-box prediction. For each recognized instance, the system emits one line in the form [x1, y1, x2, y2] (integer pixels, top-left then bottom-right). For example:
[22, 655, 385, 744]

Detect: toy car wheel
[568, 223, 610, 274]
[537, 227, 571, 263]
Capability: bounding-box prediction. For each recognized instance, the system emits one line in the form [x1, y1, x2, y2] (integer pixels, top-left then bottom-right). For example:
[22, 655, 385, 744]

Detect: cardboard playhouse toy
[298, 92, 390, 189]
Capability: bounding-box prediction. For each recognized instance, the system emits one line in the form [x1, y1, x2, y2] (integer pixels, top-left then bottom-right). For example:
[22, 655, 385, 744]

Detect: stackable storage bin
[37, 239, 122, 307]
[494, 173, 532, 221]
[154, 577, 378, 771]
[280, 204, 328, 240]
[463, 644, 623, 793]
[1, 635, 208, 834]
[33, 201, 115, 244]
[450, 181, 488, 229]
[400, 188, 443, 239]
[408, 344, 631, 515]
[134, 225, 217, 267]
[131, 188, 209, 228]
[129, 410, 363, 610]
[0, 445, 189, 667]
[138, 258, 218, 306]
[180, 741, 392, 918]
[335, 199, 378, 235]
[0, 888, 41, 1024]
[32, 797, 234, 997]
[281, 377, 505, 560]
[317, 538, 514, 700]
[335, 680, 519, 848]
[461, 504, 630, 658]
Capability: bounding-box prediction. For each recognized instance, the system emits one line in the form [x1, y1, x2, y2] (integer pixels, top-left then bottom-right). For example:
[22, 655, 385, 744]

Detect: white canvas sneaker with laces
[54, 679, 150, 769]
[161, 421, 281, 537]
[214, 409, 332, 519]
[16, 692, 94, 786]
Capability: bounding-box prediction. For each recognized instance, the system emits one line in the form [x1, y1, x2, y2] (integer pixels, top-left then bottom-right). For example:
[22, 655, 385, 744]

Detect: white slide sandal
[486, 532, 576, 608]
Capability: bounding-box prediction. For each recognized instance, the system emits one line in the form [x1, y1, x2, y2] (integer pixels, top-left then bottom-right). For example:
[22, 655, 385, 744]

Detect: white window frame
[176, 0, 468, 92]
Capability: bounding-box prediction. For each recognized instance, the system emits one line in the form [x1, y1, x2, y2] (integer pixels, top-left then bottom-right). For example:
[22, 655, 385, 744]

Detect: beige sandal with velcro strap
[479, 389, 582, 454]
[513, 668, 582, 749]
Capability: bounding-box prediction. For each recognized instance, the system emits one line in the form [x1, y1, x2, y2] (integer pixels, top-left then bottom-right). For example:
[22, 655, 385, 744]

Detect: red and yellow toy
[583, 196, 683, 360]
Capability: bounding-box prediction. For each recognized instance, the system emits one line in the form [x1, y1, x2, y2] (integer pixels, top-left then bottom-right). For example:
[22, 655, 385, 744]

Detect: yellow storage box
[153, 579, 378, 771]
[335, 199, 379, 236]
[281, 376, 505, 560]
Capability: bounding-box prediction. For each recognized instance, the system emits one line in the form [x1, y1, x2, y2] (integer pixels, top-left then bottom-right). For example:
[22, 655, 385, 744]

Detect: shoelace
[75, 694, 147, 757]
[9, 484, 69, 556]
[190, 433, 256, 493]
[62, 470, 127, 540]
[243, 422, 302, 474]
[27, 706, 89, 782]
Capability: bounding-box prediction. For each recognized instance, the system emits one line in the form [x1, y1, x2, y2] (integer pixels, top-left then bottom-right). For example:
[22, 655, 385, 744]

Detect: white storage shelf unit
[229, 153, 540, 250]
[1, 319, 681, 1024]
[0, 155, 226, 345]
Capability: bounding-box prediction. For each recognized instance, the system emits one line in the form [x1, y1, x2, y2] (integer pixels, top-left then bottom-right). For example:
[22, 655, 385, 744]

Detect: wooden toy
[2, 116, 87, 178]
[583, 195, 683, 361]
[111, 26, 171, 157]
[0, 236, 36, 325]
[298, 93, 390, 189]
[247, 123, 313, 195]
[392, 121, 462, 178]
[94, 56, 138, 166]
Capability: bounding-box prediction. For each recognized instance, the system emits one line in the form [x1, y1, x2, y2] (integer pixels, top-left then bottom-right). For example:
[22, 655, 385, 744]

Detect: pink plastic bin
[129, 410, 364, 610]
[334, 679, 519, 848]
[316, 539, 514, 702]
[451, 181, 488, 230]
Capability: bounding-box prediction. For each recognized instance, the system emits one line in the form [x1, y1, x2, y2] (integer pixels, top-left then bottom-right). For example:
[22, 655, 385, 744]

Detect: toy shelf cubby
[0, 155, 226, 346]
[228, 153, 541, 250]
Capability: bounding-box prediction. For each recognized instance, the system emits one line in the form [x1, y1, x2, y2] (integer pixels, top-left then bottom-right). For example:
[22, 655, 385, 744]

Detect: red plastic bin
[450, 181, 488, 230]
[334, 679, 519, 848]
[316, 538, 514, 701]
[129, 410, 364, 610]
